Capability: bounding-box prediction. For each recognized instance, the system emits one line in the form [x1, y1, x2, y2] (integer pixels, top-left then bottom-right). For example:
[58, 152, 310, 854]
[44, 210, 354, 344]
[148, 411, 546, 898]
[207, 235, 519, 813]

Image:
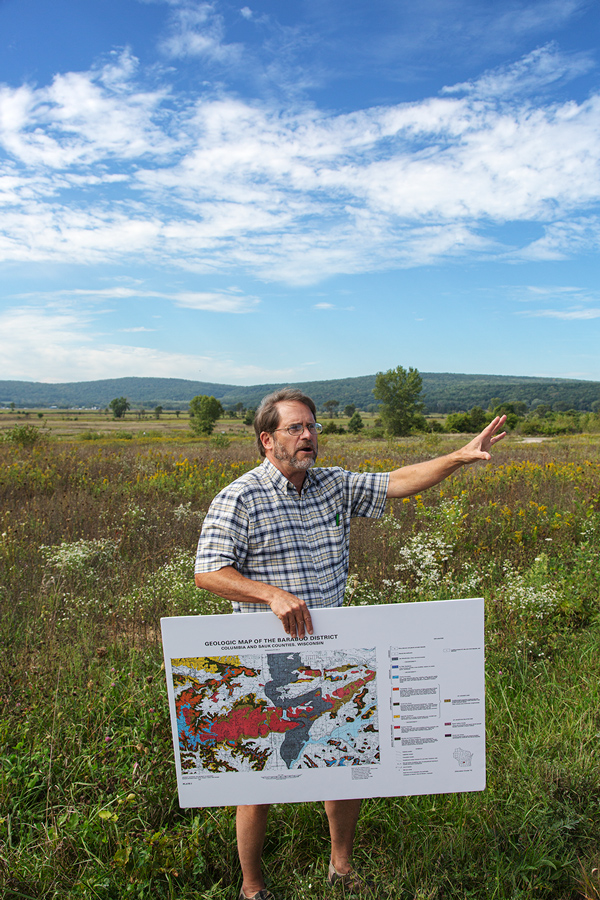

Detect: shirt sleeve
[347, 470, 389, 518]
[195, 488, 250, 575]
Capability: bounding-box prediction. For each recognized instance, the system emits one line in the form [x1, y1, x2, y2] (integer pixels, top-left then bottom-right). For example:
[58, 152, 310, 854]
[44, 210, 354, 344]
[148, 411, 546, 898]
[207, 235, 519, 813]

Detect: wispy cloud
[521, 308, 600, 319]
[515, 218, 600, 261]
[10, 286, 260, 313]
[291, 0, 588, 84]
[173, 291, 259, 312]
[0, 306, 291, 383]
[159, 2, 243, 62]
[513, 282, 600, 319]
[443, 43, 594, 98]
[1, 45, 600, 284]
[119, 326, 156, 332]
[312, 302, 354, 311]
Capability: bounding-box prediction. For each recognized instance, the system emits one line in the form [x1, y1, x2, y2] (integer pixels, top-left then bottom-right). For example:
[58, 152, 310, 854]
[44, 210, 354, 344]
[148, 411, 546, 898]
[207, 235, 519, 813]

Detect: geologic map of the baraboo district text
[172, 649, 379, 773]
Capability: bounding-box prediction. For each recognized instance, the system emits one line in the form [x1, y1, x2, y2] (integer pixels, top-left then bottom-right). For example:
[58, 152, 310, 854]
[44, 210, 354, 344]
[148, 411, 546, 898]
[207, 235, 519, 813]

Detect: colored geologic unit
[172, 649, 379, 772]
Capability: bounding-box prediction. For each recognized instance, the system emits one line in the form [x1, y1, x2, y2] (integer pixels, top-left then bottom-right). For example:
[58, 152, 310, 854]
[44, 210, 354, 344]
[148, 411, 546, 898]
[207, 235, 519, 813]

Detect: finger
[288, 612, 300, 639]
[296, 605, 313, 639]
[304, 608, 313, 636]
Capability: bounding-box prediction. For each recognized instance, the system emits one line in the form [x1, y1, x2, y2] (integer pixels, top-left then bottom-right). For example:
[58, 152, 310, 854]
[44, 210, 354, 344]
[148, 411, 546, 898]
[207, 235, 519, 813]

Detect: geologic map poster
[161, 598, 485, 808]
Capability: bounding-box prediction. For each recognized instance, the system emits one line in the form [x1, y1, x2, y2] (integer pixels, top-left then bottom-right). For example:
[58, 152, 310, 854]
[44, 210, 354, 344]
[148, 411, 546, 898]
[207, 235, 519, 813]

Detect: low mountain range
[1, 372, 599, 413]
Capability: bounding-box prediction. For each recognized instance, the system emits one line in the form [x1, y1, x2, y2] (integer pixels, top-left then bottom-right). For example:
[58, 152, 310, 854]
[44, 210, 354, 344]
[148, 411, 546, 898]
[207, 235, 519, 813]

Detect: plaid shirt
[195, 458, 389, 613]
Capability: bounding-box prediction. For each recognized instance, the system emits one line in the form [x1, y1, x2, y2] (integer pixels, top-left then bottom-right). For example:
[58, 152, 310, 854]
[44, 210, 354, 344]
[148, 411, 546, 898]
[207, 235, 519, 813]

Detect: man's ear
[260, 431, 273, 453]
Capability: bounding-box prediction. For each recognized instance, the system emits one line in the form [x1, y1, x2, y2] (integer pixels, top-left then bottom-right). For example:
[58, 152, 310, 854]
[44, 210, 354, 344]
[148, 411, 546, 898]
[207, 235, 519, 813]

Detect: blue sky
[1, 0, 600, 385]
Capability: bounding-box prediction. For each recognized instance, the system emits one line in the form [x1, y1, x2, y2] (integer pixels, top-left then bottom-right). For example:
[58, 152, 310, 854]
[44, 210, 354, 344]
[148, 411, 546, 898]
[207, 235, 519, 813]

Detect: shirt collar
[261, 457, 316, 495]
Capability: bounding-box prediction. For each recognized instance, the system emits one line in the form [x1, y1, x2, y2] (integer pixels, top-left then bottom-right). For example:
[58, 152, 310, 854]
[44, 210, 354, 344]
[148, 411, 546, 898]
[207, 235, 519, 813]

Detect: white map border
[161, 598, 486, 808]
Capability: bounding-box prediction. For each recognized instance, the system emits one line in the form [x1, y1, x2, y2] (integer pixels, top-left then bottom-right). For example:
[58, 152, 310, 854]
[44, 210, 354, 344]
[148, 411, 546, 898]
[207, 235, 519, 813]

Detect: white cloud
[515, 217, 600, 260]
[443, 43, 594, 98]
[119, 326, 156, 332]
[173, 291, 259, 312]
[10, 286, 260, 314]
[510, 283, 599, 306]
[312, 302, 354, 311]
[1, 45, 600, 283]
[512, 282, 600, 319]
[160, 2, 242, 62]
[0, 306, 291, 383]
[520, 285, 588, 298]
[491, 0, 585, 37]
[0, 50, 172, 170]
[521, 308, 600, 319]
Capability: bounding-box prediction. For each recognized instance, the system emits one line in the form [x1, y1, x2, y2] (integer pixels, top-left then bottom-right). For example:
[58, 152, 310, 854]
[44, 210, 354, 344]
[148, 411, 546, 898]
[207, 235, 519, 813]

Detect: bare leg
[324, 798, 362, 874]
[236, 804, 271, 897]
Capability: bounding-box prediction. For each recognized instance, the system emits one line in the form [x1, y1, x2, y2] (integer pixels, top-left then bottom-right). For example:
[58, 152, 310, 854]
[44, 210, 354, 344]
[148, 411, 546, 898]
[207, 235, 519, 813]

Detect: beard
[272, 435, 318, 470]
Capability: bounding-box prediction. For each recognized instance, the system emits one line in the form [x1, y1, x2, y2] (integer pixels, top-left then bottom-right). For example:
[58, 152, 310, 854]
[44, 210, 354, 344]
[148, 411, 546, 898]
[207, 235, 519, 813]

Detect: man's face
[262, 401, 318, 474]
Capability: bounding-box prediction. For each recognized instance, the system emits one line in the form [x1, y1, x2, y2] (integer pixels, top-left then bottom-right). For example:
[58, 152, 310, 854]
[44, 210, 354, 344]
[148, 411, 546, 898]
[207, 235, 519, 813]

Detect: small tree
[154, 405, 163, 419]
[344, 404, 356, 419]
[372, 366, 424, 436]
[189, 395, 223, 435]
[491, 403, 522, 430]
[109, 397, 130, 419]
[323, 399, 339, 418]
[469, 406, 487, 430]
[243, 409, 255, 426]
[444, 412, 474, 433]
[347, 411, 364, 433]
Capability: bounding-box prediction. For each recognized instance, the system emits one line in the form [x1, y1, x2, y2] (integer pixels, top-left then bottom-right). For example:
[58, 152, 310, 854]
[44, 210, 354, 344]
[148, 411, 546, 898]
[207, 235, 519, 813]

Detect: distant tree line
[104, 377, 599, 439]
[3, 372, 600, 413]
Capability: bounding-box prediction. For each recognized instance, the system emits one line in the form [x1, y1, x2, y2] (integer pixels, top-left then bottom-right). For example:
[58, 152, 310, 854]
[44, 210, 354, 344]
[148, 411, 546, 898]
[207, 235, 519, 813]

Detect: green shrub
[1, 423, 49, 447]
[347, 412, 364, 433]
[80, 430, 103, 441]
[210, 433, 231, 449]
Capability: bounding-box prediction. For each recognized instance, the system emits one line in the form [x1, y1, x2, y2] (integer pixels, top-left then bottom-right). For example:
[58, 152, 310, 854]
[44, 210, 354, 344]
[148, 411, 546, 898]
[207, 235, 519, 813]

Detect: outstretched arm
[386, 415, 507, 499]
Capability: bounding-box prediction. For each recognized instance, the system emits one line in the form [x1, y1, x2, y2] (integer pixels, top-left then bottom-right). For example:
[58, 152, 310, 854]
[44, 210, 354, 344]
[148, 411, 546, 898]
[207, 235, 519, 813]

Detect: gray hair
[253, 388, 317, 457]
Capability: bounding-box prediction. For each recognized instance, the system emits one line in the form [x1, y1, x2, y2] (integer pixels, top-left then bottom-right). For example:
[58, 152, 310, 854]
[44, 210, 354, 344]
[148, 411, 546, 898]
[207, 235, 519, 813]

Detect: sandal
[238, 889, 277, 900]
[327, 861, 375, 895]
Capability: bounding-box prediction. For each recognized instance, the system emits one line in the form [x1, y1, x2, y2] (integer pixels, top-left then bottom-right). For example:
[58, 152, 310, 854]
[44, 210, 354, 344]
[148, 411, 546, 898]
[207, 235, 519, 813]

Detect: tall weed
[1, 434, 599, 898]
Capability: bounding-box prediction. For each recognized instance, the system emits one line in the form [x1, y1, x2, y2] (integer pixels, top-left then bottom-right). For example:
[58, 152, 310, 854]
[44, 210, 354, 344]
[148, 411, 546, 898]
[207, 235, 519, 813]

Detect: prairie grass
[1, 433, 599, 899]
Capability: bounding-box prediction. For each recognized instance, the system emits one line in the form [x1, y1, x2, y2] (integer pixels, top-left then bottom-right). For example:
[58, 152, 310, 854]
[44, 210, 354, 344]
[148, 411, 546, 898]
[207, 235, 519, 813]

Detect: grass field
[1, 422, 599, 899]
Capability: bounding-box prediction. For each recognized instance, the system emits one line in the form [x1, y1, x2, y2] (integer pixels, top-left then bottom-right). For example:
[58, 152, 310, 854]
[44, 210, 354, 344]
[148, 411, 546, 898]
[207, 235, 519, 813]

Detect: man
[195, 388, 506, 900]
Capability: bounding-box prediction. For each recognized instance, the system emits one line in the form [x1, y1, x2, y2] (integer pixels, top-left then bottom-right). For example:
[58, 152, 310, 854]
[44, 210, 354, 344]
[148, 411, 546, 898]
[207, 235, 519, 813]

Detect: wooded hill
[1, 372, 599, 413]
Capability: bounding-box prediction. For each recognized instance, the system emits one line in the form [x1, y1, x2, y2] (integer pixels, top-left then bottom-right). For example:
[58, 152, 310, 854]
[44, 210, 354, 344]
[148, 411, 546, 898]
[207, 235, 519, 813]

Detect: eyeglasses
[273, 422, 323, 436]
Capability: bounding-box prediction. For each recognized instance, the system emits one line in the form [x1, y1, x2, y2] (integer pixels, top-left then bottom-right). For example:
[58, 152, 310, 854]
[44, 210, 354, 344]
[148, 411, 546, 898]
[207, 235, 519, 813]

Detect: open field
[1, 430, 599, 899]
[0, 410, 248, 441]
[0, 410, 385, 442]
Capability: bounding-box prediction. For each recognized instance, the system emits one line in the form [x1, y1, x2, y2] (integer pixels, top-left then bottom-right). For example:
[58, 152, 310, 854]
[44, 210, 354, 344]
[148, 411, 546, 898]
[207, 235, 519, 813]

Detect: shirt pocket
[308, 518, 347, 567]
